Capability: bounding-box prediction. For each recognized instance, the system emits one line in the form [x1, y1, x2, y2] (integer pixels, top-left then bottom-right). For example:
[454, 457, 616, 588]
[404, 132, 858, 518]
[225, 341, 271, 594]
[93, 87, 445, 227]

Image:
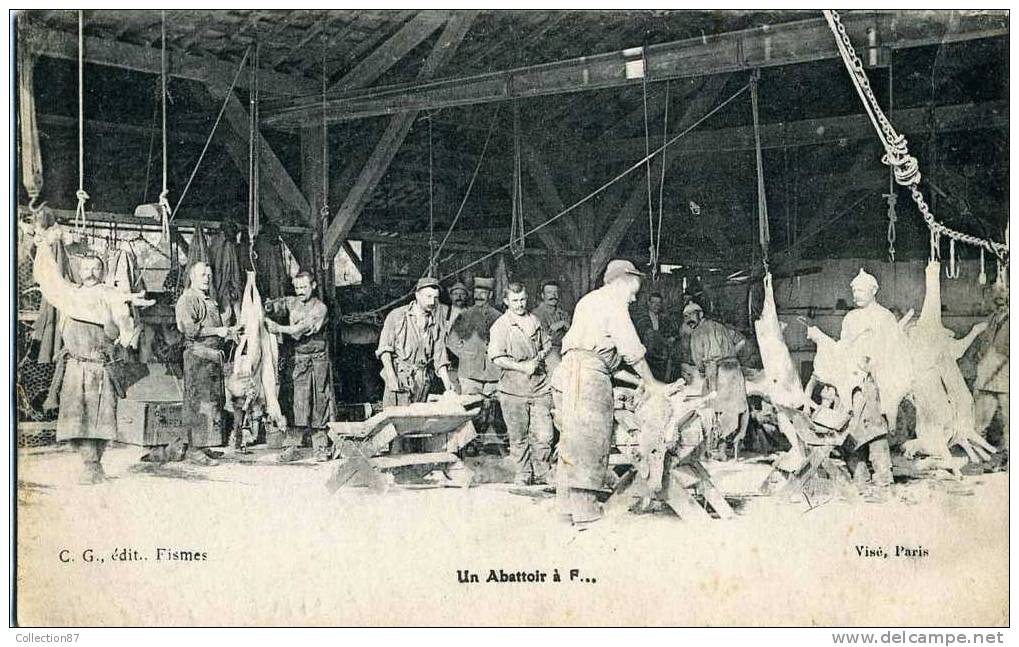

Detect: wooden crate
[116, 400, 186, 446]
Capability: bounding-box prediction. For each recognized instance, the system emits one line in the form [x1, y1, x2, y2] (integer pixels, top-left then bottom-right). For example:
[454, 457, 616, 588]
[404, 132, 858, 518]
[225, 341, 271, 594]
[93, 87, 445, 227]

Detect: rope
[509, 99, 525, 259]
[347, 81, 751, 320]
[249, 41, 261, 266]
[74, 10, 88, 234]
[320, 38, 330, 225]
[157, 11, 171, 241]
[427, 116, 438, 275]
[172, 47, 251, 220]
[822, 9, 1008, 261]
[750, 71, 770, 270]
[640, 46, 657, 274]
[425, 105, 501, 272]
[654, 81, 670, 279]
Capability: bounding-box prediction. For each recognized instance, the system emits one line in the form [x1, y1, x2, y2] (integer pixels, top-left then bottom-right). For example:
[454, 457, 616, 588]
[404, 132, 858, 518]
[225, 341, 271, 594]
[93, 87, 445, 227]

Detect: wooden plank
[329, 10, 448, 91]
[20, 21, 316, 95]
[524, 144, 581, 243]
[217, 93, 313, 224]
[601, 100, 1008, 159]
[664, 468, 712, 522]
[370, 451, 460, 470]
[589, 181, 647, 281]
[323, 12, 477, 259]
[264, 11, 1007, 125]
[689, 462, 736, 519]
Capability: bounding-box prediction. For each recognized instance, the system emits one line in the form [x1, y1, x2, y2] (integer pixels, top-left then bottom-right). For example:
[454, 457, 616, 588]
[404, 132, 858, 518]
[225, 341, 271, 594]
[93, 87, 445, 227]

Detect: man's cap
[603, 259, 644, 284]
[474, 277, 495, 290]
[449, 281, 469, 295]
[415, 276, 441, 291]
[683, 301, 704, 316]
[850, 268, 879, 292]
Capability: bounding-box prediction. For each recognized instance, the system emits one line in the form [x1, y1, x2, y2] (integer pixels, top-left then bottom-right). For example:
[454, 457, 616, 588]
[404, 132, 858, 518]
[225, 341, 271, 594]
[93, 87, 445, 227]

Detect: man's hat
[683, 301, 704, 316]
[449, 281, 469, 296]
[603, 259, 644, 284]
[849, 268, 879, 293]
[474, 277, 495, 290]
[415, 276, 440, 291]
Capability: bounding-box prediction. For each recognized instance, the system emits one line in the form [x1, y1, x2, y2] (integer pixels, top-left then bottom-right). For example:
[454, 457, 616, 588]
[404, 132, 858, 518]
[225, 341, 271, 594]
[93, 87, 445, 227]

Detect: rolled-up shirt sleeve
[375, 308, 402, 358]
[292, 301, 328, 338]
[175, 293, 204, 341]
[487, 319, 510, 362]
[608, 301, 646, 366]
[432, 320, 451, 371]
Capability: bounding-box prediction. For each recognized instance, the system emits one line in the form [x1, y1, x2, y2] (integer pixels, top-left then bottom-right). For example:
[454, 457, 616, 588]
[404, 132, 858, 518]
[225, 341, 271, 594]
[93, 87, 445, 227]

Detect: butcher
[552, 260, 666, 524]
[265, 271, 335, 462]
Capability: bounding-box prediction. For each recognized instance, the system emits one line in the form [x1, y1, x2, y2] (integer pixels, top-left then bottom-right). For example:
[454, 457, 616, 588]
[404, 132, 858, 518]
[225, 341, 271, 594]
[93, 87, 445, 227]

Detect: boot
[78, 462, 106, 485]
[187, 449, 218, 466]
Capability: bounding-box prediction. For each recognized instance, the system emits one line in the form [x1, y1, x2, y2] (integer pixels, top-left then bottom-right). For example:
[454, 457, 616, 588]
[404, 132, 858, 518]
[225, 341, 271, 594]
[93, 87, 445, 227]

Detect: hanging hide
[231, 271, 286, 430]
[18, 46, 43, 205]
[253, 223, 290, 299]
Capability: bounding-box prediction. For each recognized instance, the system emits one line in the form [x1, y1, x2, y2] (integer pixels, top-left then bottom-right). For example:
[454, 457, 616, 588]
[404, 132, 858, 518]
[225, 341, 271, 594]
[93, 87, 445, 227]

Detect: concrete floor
[14, 443, 1009, 626]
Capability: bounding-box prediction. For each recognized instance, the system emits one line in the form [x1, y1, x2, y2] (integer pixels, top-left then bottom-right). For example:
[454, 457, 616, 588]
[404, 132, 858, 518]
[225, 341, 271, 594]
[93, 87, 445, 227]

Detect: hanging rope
[822, 10, 1008, 261]
[320, 38, 330, 226]
[427, 116, 438, 275]
[247, 41, 261, 267]
[343, 81, 752, 321]
[509, 98, 526, 259]
[74, 10, 89, 234]
[750, 70, 770, 271]
[173, 47, 251, 220]
[425, 105, 502, 272]
[156, 10, 171, 241]
[654, 81, 670, 277]
[639, 46, 657, 275]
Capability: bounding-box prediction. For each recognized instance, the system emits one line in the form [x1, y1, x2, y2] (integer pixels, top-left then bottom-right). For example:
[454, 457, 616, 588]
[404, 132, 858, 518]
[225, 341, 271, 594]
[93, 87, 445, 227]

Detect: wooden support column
[323, 12, 477, 260]
[301, 124, 331, 300]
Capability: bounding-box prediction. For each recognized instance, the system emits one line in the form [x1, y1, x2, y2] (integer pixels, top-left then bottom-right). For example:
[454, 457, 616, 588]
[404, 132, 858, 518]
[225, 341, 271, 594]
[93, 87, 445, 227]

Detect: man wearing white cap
[807, 268, 898, 487]
[683, 300, 748, 452]
[551, 259, 667, 524]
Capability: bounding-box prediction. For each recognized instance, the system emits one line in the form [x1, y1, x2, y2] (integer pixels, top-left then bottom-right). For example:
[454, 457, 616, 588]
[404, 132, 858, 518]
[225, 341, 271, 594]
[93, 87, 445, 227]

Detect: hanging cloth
[233, 271, 286, 430]
[252, 223, 289, 299]
[209, 221, 244, 312]
[182, 222, 211, 288]
[30, 212, 78, 363]
[18, 46, 43, 209]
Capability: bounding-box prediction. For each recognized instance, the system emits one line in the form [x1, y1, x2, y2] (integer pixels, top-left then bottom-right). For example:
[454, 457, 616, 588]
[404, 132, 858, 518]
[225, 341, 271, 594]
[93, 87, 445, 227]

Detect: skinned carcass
[902, 260, 995, 463]
[228, 271, 287, 431]
[33, 225, 153, 348]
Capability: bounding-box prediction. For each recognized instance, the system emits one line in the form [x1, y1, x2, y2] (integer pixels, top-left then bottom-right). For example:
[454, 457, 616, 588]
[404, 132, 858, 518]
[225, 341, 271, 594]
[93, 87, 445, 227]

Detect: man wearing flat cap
[376, 277, 456, 408]
[551, 259, 667, 524]
[448, 277, 504, 443]
[684, 300, 749, 453]
[445, 281, 470, 328]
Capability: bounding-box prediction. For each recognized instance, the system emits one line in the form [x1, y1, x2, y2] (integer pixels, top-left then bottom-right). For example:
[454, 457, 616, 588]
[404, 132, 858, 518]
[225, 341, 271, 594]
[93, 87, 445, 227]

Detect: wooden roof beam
[323, 12, 477, 260]
[19, 20, 317, 96]
[263, 10, 1007, 126]
[328, 10, 447, 91]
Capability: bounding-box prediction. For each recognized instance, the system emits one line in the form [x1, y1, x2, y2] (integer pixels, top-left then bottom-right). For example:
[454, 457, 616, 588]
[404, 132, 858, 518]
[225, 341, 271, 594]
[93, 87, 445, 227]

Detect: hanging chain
[320, 37, 330, 225]
[823, 10, 1008, 260]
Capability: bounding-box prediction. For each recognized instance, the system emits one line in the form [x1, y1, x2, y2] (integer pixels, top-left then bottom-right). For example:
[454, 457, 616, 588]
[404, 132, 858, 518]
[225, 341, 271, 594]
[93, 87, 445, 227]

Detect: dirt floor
[14, 443, 1009, 627]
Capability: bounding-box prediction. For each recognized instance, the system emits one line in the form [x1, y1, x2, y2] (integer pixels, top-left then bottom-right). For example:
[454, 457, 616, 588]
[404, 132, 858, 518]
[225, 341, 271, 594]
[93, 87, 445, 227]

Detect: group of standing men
[375, 276, 572, 486]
